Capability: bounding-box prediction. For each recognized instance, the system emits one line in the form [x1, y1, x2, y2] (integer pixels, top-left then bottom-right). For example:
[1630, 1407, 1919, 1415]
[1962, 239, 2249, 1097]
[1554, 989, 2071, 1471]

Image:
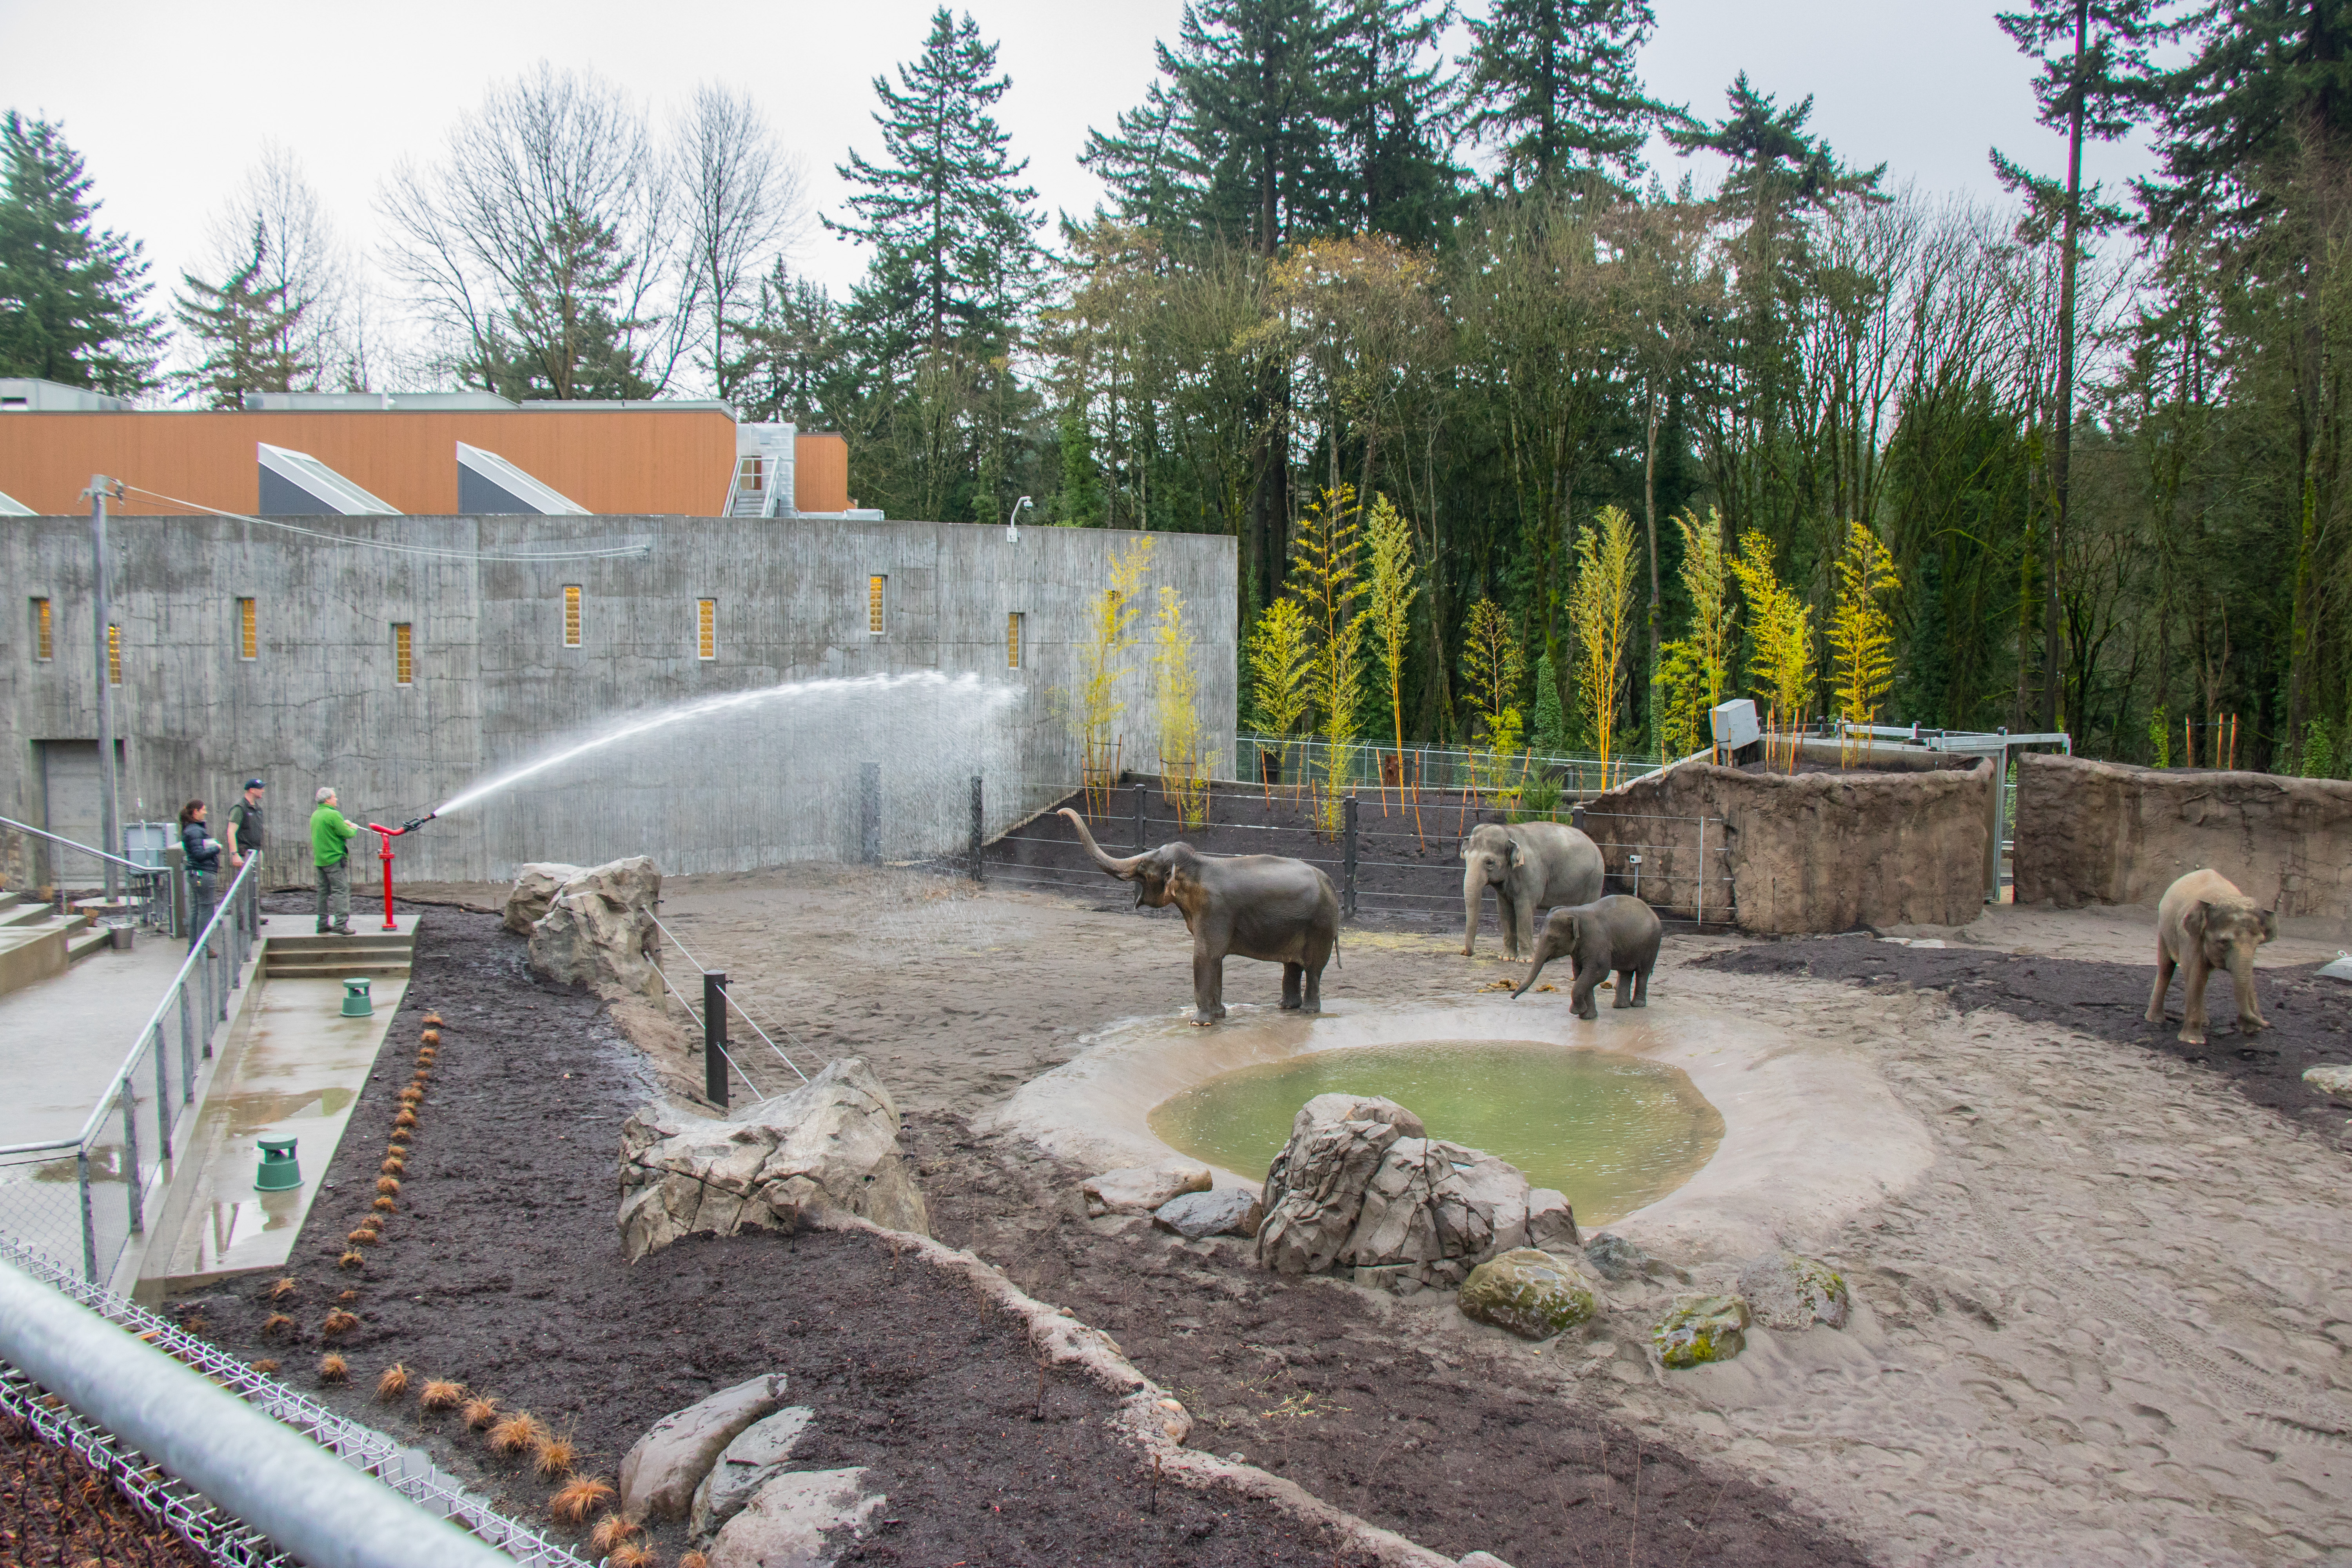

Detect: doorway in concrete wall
[33, 739, 123, 887]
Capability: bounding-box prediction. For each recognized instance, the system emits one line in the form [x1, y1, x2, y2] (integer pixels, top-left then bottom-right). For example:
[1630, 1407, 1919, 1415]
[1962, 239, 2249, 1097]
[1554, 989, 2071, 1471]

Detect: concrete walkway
[0, 935, 197, 1149]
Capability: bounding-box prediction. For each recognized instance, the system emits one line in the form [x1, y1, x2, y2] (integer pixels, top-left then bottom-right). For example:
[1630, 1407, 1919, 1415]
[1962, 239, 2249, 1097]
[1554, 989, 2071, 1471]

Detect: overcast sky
[1, 0, 2161, 383]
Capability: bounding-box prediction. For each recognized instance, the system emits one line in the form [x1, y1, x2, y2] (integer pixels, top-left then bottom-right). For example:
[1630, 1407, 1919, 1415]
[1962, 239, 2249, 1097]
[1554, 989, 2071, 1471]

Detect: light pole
[1005, 495, 1033, 543]
[80, 475, 124, 900]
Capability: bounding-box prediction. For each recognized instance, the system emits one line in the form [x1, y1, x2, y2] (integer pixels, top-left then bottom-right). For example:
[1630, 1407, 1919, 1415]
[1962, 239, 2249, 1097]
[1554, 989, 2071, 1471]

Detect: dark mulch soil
[1692, 935, 2352, 1146]
[913, 1125, 1875, 1568]
[184, 902, 1381, 1566]
[1, 1411, 211, 1566]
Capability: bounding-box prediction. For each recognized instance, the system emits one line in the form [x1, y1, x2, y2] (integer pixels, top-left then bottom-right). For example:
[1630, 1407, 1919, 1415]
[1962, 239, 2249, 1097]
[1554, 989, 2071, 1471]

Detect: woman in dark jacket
[180, 800, 221, 948]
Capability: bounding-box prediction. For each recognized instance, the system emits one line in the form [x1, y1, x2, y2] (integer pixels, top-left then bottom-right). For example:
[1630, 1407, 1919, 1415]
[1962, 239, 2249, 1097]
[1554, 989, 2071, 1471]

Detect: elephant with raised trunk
[1461, 820, 1604, 959]
[1060, 808, 1339, 1025]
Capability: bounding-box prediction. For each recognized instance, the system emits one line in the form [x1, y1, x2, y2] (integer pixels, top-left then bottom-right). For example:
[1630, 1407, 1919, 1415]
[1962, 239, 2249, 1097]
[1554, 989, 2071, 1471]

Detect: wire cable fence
[0, 856, 261, 1284]
[1229, 734, 1666, 799]
[648, 911, 811, 1107]
[981, 781, 1737, 930]
[0, 1235, 593, 1567]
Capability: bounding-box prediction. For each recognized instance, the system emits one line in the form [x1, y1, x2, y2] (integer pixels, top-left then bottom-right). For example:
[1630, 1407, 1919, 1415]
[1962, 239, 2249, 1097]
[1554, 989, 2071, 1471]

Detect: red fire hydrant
[363, 813, 438, 933]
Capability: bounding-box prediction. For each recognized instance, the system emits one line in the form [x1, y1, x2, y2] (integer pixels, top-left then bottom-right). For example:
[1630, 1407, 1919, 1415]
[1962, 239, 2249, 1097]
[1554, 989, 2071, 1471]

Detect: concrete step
[263, 958, 413, 979]
[0, 901, 52, 929]
[64, 927, 112, 962]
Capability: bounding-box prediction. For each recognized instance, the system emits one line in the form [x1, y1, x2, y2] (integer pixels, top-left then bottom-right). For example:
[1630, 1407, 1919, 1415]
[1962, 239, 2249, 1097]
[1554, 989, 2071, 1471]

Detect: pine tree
[1163, 0, 1350, 257]
[1461, 0, 1671, 196]
[1337, 0, 1461, 243]
[1079, 82, 1209, 234]
[0, 113, 164, 395]
[829, 7, 1044, 363]
[172, 221, 312, 408]
[1052, 407, 1103, 525]
[723, 259, 852, 426]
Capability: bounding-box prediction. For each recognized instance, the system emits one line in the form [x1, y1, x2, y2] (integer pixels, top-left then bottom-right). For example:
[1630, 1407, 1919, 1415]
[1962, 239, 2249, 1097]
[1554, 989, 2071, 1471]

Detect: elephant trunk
[1060, 808, 1143, 878]
[1463, 861, 1488, 954]
[1512, 940, 1556, 999]
[2227, 947, 2261, 1024]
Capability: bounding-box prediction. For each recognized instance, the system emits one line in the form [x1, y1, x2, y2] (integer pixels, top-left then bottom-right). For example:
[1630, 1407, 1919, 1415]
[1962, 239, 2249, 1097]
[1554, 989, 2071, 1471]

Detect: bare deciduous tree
[679, 82, 806, 401]
[379, 62, 685, 399]
[190, 143, 356, 391]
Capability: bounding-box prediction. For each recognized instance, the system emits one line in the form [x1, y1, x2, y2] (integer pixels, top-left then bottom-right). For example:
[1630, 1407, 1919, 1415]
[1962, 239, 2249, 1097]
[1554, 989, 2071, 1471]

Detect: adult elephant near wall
[1461, 821, 1604, 960]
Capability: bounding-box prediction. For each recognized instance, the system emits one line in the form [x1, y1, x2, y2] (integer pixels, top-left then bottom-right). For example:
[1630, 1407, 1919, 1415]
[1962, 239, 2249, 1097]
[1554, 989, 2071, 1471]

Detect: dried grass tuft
[461, 1394, 500, 1430]
[531, 1428, 577, 1478]
[680, 1553, 709, 1568]
[337, 1288, 358, 1302]
[262, 1312, 294, 1336]
[371, 1196, 397, 1214]
[420, 1027, 440, 1044]
[397, 1086, 423, 1105]
[488, 1411, 544, 1457]
[268, 1276, 298, 1301]
[337, 1250, 365, 1270]
[376, 1176, 401, 1196]
[321, 1309, 358, 1338]
[379, 1158, 404, 1178]
[386, 1141, 407, 1157]
[393, 1109, 418, 1129]
[346, 1227, 377, 1246]
[375, 1363, 410, 1401]
[422, 1012, 442, 1026]
[317, 1354, 347, 1383]
[548, 1475, 613, 1524]
[588, 1512, 642, 1553]
[419, 1379, 465, 1412]
[250, 1357, 279, 1374]
[605, 1543, 653, 1568]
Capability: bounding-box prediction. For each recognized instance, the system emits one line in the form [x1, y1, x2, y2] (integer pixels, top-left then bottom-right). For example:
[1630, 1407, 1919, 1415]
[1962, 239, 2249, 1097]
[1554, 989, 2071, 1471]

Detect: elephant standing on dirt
[2148, 867, 2276, 1046]
[1512, 895, 1663, 1019]
[1461, 820, 1604, 960]
[1061, 808, 1340, 1025]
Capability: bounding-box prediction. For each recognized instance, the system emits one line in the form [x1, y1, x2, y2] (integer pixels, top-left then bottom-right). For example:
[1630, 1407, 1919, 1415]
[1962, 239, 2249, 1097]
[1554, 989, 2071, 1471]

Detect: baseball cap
[243, 778, 266, 790]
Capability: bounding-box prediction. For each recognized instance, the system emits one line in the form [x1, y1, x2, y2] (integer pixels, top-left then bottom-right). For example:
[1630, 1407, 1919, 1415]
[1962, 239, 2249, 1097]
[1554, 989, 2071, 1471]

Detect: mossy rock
[1459, 1248, 1599, 1340]
[1654, 1293, 1749, 1368]
[1737, 1251, 1850, 1330]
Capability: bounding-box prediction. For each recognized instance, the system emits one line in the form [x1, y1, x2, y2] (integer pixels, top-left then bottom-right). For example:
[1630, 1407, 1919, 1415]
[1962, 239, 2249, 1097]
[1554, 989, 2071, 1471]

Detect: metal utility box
[1710, 699, 1761, 750]
[123, 822, 172, 870]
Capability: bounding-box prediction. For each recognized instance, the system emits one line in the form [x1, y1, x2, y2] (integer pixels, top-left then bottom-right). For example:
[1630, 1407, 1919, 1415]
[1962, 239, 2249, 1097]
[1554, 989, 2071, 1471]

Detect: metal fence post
[969, 775, 984, 884]
[1342, 795, 1359, 921]
[152, 1027, 171, 1163]
[121, 1091, 143, 1236]
[704, 971, 728, 1110]
[858, 763, 880, 865]
[179, 988, 196, 1103]
[1132, 781, 1147, 851]
[1695, 817, 1706, 927]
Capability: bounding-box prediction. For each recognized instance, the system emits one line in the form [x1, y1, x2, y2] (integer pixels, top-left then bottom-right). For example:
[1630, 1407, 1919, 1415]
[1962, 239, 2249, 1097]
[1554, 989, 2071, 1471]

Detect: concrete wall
[2, 514, 1235, 884]
[1582, 748, 1994, 933]
[2013, 753, 2352, 918]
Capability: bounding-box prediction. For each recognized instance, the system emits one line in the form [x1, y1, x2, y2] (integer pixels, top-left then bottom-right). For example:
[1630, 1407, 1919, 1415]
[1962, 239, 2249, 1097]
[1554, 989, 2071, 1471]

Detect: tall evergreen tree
[0, 112, 164, 395]
[828, 7, 1044, 361]
[1080, 82, 1210, 234]
[724, 258, 853, 428]
[1163, 0, 1351, 257]
[1460, 0, 1671, 196]
[1337, 0, 1462, 243]
[172, 220, 310, 408]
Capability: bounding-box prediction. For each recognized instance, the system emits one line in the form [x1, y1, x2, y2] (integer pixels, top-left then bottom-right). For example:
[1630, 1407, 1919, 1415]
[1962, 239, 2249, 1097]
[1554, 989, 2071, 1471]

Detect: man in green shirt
[310, 786, 360, 935]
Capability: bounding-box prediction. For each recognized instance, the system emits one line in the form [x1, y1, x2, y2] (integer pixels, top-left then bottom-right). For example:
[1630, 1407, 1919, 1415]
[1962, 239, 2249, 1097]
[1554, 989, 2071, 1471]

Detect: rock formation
[708, 1468, 886, 1568]
[690, 1406, 816, 1537]
[1081, 1163, 1210, 1217]
[521, 856, 662, 1000]
[1737, 1251, 1850, 1330]
[618, 1374, 787, 1522]
[617, 1057, 928, 1260]
[501, 862, 584, 934]
[1151, 1187, 1263, 1239]
[1654, 1294, 1750, 1368]
[1459, 1249, 1600, 1340]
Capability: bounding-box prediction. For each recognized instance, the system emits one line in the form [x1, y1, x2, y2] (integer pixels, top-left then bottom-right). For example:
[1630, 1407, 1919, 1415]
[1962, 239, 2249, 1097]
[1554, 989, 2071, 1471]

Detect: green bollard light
[255, 1136, 301, 1191]
[341, 977, 372, 1017]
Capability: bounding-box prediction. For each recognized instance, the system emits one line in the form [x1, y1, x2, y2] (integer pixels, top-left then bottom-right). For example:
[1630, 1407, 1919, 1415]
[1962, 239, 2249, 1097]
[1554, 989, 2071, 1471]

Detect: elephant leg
[1303, 955, 1325, 1013]
[1281, 963, 1304, 1010]
[1570, 960, 1599, 1020]
[2179, 954, 2210, 1045]
[2145, 946, 2175, 1023]
[1612, 967, 1635, 1007]
[1514, 898, 1538, 963]
[1192, 943, 1226, 1025]
[1498, 891, 1521, 960]
[2230, 957, 2268, 1033]
[1632, 964, 1650, 1007]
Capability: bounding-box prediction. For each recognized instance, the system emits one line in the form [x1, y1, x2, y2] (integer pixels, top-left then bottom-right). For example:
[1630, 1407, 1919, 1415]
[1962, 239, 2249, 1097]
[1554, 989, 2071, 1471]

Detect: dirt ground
[223, 870, 2352, 1566]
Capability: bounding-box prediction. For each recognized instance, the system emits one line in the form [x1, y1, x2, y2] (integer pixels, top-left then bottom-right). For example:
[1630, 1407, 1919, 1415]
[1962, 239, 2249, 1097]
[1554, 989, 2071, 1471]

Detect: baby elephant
[2149, 867, 2276, 1045]
[1511, 895, 1662, 1019]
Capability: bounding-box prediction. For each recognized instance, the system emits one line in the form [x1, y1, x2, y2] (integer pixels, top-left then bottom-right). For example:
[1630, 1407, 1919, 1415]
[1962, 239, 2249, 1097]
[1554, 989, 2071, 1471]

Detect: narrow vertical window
[107, 623, 121, 685]
[867, 575, 886, 635]
[1006, 611, 1023, 670]
[238, 598, 258, 659]
[393, 623, 413, 686]
[31, 598, 51, 660]
[563, 584, 582, 647]
[697, 599, 717, 659]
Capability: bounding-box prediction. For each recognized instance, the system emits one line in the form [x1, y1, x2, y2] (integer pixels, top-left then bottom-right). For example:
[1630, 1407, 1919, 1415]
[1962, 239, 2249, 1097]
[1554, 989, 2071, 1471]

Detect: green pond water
[1148, 1041, 1724, 1225]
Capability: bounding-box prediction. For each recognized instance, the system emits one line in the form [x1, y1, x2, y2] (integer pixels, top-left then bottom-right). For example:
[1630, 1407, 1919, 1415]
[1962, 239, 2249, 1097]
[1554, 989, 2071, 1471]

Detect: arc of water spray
[432, 671, 1005, 817]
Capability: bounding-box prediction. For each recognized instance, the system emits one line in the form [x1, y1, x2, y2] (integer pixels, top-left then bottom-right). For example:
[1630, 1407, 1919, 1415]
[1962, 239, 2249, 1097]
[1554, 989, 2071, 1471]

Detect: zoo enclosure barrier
[0, 813, 180, 935]
[0, 1235, 592, 1567]
[1230, 734, 1666, 799]
[647, 910, 811, 1110]
[983, 780, 1735, 930]
[0, 855, 258, 1285]
[1832, 722, 2073, 901]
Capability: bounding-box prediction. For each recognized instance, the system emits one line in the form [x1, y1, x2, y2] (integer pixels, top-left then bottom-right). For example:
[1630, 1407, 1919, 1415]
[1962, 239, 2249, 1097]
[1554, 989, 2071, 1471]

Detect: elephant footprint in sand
[1062, 809, 1339, 1025]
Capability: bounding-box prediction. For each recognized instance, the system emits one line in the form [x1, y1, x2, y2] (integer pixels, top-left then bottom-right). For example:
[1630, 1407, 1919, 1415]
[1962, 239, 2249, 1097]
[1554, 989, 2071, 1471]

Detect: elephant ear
[2259, 909, 2278, 942]
[1507, 840, 1527, 869]
[2183, 901, 2210, 943]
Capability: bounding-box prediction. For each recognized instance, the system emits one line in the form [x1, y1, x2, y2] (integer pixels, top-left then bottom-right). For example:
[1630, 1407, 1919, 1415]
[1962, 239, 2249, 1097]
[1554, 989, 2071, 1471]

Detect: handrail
[67, 854, 256, 1151]
[0, 811, 156, 875]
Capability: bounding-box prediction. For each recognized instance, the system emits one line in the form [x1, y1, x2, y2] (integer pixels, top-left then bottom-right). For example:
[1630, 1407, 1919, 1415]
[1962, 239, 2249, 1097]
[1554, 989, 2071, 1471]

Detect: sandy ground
[410, 868, 2352, 1565]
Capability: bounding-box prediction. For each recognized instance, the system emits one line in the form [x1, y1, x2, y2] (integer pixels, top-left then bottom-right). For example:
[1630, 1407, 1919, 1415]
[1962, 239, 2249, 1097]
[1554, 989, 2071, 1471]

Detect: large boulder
[618, 1373, 786, 1523]
[1153, 1187, 1263, 1239]
[526, 856, 662, 1000]
[1460, 1248, 1600, 1340]
[1082, 1163, 1210, 1217]
[1737, 1252, 1850, 1331]
[502, 862, 584, 934]
[1255, 1094, 1563, 1293]
[708, 1468, 886, 1568]
[617, 1058, 928, 1261]
[690, 1405, 815, 1537]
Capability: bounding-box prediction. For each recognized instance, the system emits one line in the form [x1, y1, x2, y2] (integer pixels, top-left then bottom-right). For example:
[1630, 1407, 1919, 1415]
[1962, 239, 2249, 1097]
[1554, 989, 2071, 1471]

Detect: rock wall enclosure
[2013, 753, 2352, 917]
[1581, 747, 1994, 933]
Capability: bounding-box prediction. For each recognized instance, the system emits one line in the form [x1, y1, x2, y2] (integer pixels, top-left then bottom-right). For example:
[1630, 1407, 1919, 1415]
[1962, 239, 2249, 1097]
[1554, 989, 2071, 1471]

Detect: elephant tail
[1333, 927, 1342, 969]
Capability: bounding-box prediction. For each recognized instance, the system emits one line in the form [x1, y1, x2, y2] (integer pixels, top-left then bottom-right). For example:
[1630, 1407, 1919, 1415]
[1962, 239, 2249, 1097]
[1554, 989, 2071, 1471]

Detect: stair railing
[0, 813, 171, 932]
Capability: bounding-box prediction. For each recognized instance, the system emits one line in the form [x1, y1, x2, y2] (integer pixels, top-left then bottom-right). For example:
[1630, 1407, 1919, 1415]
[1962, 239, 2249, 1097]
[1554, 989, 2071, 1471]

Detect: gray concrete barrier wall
[2, 515, 1236, 884]
[2013, 752, 2352, 918]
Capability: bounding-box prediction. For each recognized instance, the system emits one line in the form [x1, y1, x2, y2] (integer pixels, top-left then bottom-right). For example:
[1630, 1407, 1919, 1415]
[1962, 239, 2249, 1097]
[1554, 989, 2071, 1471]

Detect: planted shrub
[606, 1543, 652, 1568]
[549, 1476, 613, 1524]
[394, 1109, 418, 1130]
[488, 1411, 544, 1457]
[371, 1196, 396, 1214]
[262, 1313, 294, 1337]
[461, 1394, 500, 1430]
[419, 1379, 465, 1412]
[588, 1513, 641, 1553]
[321, 1310, 359, 1338]
[318, 1354, 348, 1383]
[338, 1250, 365, 1270]
[531, 1428, 576, 1479]
[376, 1363, 411, 1401]
[268, 1277, 298, 1302]
[251, 1358, 279, 1374]
[380, 1157, 404, 1177]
